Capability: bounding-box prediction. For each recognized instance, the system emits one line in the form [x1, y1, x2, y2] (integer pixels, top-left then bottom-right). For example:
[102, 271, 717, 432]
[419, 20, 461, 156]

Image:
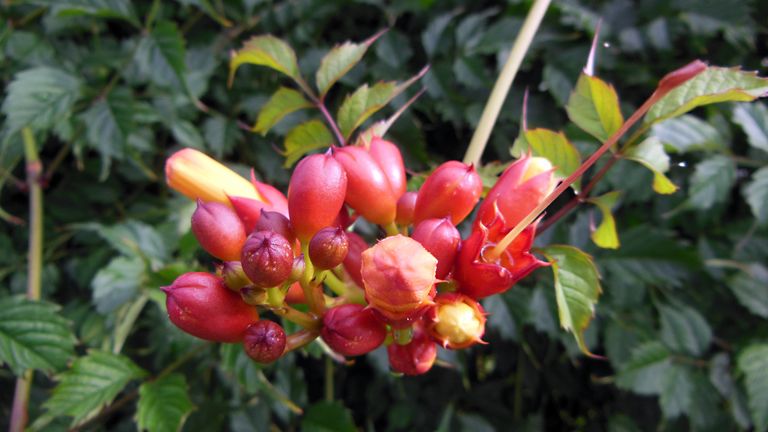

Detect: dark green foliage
[1, 0, 767, 430]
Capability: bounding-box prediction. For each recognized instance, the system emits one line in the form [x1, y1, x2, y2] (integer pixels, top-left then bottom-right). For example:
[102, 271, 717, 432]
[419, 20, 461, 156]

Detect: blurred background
[1, 0, 767, 430]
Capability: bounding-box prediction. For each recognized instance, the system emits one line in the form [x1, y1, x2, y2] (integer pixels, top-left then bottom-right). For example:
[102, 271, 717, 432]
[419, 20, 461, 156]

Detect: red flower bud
[241, 231, 294, 288]
[162, 272, 258, 342]
[411, 218, 460, 280]
[369, 137, 407, 198]
[476, 155, 555, 230]
[454, 214, 547, 299]
[285, 281, 306, 304]
[228, 195, 269, 233]
[191, 200, 247, 261]
[254, 210, 297, 247]
[395, 191, 417, 226]
[414, 161, 482, 225]
[288, 153, 347, 241]
[342, 232, 368, 288]
[321, 304, 387, 356]
[361, 235, 437, 323]
[387, 325, 437, 375]
[309, 226, 349, 270]
[250, 169, 289, 217]
[425, 293, 486, 349]
[218, 261, 251, 291]
[334, 145, 398, 225]
[244, 320, 286, 364]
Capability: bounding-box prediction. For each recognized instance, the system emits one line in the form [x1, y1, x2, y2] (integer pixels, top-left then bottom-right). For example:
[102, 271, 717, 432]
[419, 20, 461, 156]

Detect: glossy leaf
[541, 245, 602, 355]
[44, 350, 147, 426]
[136, 373, 195, 432]
[651, 114, 726, 154]
[1, 66, 83, 132]
[254, 87, 313, 135]
[228, 35, 300, 86]
[645, 67, 768, 124]
[729, 264, 768, 318]
[0, 296, 77, 375]
[738, 344, 768, 432]
[688, 155, 736, 210]
[616, 341, 672, 395]
[743, 166, 768, 225]
[587, 191, 621, 249]
[514, 128, 582, 190]
[283, 120, 334, 167]
[625, 137, 678, 194]
[660, 364, 694, 419]
[301, 401, 356, 432]
[566, 73, 624, 142]
[149, 21, 187, 89]
[91, 256, 144, 314]
[315, 31, 384, 97]
[81, 88, 134, 179]
[733, 103, 768, 153]
[658, 303, 712, 356]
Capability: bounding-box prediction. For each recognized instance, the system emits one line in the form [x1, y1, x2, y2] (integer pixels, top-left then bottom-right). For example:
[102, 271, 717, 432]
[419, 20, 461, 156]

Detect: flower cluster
[162, 140, 555, 374]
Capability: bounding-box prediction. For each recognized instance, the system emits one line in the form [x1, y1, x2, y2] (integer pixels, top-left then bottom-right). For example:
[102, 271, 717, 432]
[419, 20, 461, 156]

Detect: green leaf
[651, 114, 726, 154]
[171, 120, 205, 150]
[137, 373, 195, 432]
[540, 245, 602, 355]
[316, 32, 382, 97]
[566, 73, 624, 142]
[729, 264, 768, 318]
[658, 303, 712, 356]
[738, 343, 768, 431]
[301, 401, 356, 432]
[336, 68, 426, 140]
[515, 128, 582, 190]
[44, 350, 147, 426]
[0, 296, 77, 375]
[283, 120, 334, 167]
[743, 166, 768, 225]
[25, 0, 140, 27]
[645, 67, 768, 125]
[228, 35, 300, 86]
[91, 256, 144, 314]
[625, 137, 678, 194]
[660, 364, 694, 419]
[148, 21, 187, 89]
[81, 88, 134, 180]
[688, 155, 736, 210]
[733, 103, 768, 153]
[79, 220, 169, 264]
[203, 116, 241, 158]
[587, 191, 621, 249]
[1, 66, 83, 132]
[254, 87, 313, 135]
[616, 341, 672, 395]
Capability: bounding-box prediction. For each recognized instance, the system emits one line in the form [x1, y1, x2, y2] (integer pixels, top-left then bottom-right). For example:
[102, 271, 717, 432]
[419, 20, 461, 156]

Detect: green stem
[393, 327, 413, 345]
[272, 305, 320, 330]
[284, 329, 320, 353]
[462, 0, 552, 166]
[322, 271, 348, 297]
[10, 128, 43, 432]
[300, 244, 325, 314]
[384, 222, 400, 237]
[256, 370, 304, 415]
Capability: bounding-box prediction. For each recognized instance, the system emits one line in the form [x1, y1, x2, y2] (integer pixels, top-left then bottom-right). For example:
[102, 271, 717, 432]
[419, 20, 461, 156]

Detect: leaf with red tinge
[229, 35, 300, 86]
[315, 29, 387, 98]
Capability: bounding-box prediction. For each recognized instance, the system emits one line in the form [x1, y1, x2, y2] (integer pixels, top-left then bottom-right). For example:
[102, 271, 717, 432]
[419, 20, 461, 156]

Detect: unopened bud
[240, 286, 269, 306]
[414, 161, 482, 225]
[288, 153, 347, 241]
[321, 304, 387, 356]
[309, 227, 349, 270]
[191, 200, 247, 261]
[411, 218, 460, 280]
[241, 231, 294, 288]
[218, 261, 251, 291]
[395, 191, 417, 227]
[244, 320, 286, 364]
[342, 232, 368, 288]
[387, 325, 437, 375]
[254, 210, 296, 246]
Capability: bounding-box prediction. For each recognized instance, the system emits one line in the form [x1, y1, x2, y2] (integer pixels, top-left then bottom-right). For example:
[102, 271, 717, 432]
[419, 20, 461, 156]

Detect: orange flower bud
[165, 148, 263, 206]
[361, 235, 437, 323]
[425, 293, 486, 349]
[191, 200, 247, 262]
[288, 153, 347, 241]
[414, 161, 482, 225]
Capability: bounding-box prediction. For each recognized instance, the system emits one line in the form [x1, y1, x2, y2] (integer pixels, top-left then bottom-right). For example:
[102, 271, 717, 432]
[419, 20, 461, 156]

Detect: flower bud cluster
[163, 142, 555, 373]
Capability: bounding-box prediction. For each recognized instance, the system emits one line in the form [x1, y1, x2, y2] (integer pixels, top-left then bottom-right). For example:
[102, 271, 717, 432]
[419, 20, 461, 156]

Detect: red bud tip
[288, 154, 348, 242]
[244, 320, 286, 364]
[309, 226, 349, 270]
[387, 325, 437, 375]
[395, 191, 418, 227]
[241, 231, 294, 288]
[321, 304, 387, 356]
[342, 232, 369, 288]
[334, 145, 400, 225]
[413, 161, 483, 225]
[411, 218, 461, 280]
[656, 60, 707, 97]
[191, 200, 247, 261]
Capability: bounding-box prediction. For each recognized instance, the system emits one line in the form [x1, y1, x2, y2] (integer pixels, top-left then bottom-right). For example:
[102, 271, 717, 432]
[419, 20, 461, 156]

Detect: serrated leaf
[651, 114, 726, 154]
[1, 66, 83, 132]
[688, 155, 736, 210]
[743, 166, 768, 225]
[316, 34, 380, 97]
[25, 0, 140, 27]
[137, 373, 195, 432]
[733, 103, 768, 153]
[541, 245, 602, 355]
[625, 137, 678, 194]
[79, 220, 169, 264]
[645, 67, 768, 125]
[229, 35, 300, 86]
[254, 87, 313, 135]
[81, 88, 134, 180]
[658, 303, 712, 356]
[587, 191, 621, 249]
[729, 264, 768, 318]
[515, 128, 582, 190]
[566, 73, 624, 142]
[149, 21, 187, 89]
[738, 344, 768, 431]
[44, 350, 147, 426]
[203, 115, 241, 158]
[0, 296, 77, 375]
[92, 256, 144, 314]
[301, 401, 356, 432]
[283, 120, 333, 167]
[171, 120, 205, 149]
[616, 341, 672, 395]
[660, 364, 694, 419]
